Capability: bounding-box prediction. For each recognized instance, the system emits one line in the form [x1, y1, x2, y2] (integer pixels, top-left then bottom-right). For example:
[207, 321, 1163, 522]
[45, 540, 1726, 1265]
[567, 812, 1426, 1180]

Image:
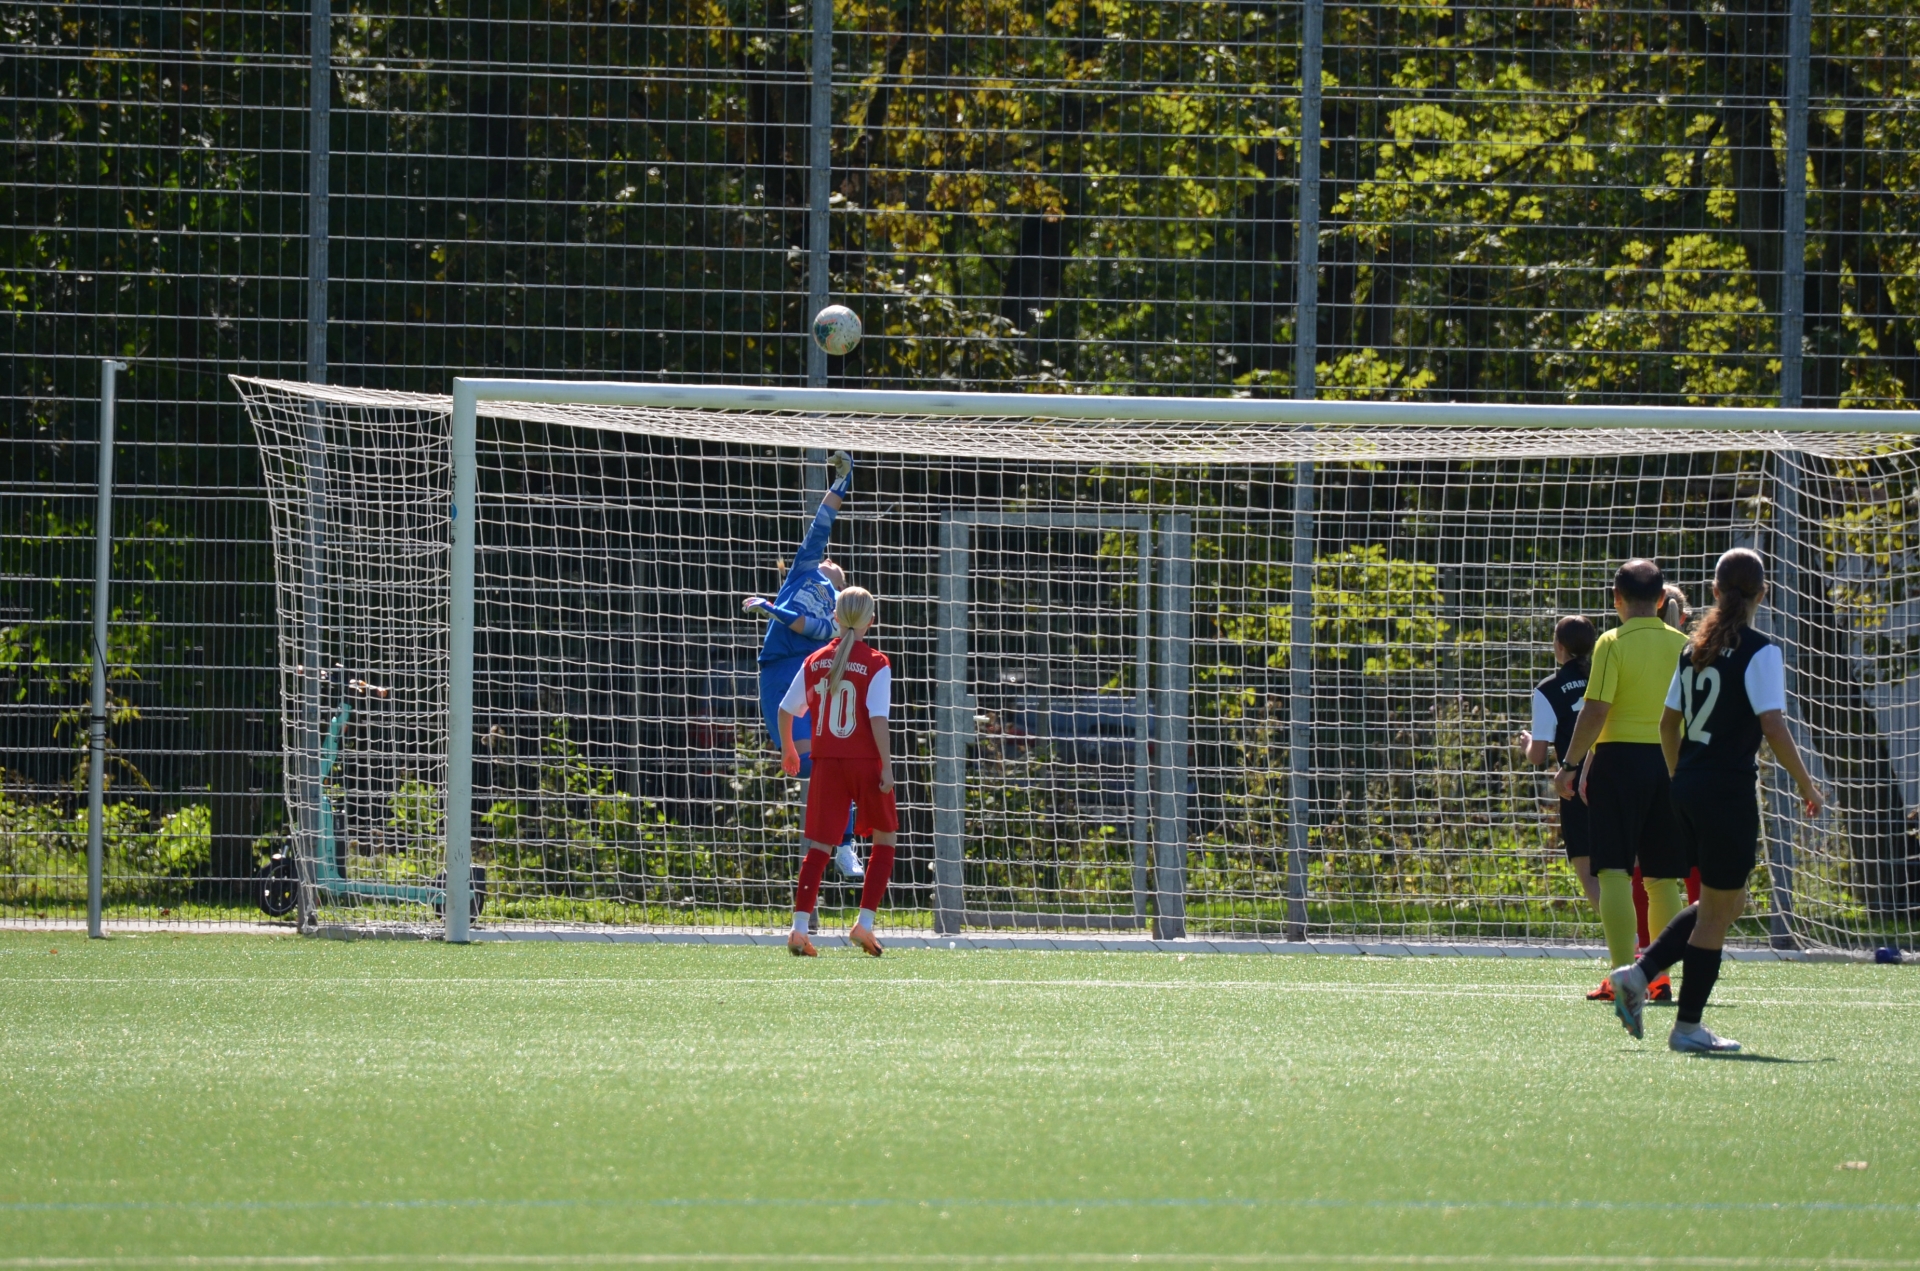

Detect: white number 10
[814, 678, 858, 739]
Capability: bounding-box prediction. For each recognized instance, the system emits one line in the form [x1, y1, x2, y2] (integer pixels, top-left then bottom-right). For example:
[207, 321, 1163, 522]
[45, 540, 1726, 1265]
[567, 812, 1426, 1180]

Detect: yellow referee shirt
[1584, 616, 1689, 744]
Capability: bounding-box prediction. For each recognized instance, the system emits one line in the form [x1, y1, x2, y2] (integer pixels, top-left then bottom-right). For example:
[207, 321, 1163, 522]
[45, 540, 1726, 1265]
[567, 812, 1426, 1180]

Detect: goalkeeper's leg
[762, 657, 828, 929]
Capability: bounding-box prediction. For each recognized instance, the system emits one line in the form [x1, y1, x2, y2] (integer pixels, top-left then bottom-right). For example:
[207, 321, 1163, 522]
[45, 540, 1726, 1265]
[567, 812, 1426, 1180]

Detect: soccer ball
[812, 305, 862, 356]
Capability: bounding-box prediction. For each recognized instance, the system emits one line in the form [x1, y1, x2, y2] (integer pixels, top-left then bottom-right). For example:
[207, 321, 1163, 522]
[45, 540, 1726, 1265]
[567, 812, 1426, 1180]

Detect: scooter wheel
[258, 854, 299, 917]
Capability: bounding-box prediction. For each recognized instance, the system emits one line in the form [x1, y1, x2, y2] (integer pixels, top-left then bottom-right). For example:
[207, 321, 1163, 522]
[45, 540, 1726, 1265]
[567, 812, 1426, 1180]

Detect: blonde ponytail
[825, 586, 876, 702]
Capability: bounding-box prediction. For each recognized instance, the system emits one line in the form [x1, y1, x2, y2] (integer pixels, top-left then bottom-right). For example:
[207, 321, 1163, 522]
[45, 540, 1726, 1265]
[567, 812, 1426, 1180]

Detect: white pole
[445, 379, 477, 942]
[87, 359, 127, 940]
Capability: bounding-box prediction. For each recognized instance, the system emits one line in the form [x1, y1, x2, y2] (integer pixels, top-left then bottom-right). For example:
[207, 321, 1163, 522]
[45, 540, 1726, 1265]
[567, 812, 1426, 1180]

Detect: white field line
[6, 1255, 1920, 1269]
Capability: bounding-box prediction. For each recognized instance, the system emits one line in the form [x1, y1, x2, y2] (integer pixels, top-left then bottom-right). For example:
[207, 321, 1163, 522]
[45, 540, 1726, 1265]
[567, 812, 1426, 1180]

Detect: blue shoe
[1609, 964, 1647, 1040]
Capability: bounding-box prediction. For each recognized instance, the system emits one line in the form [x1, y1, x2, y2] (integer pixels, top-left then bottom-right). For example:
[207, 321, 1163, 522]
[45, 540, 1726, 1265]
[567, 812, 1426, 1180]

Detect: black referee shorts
[1585, 742, 1685, 878]
[1559, 796, 1591, 862]
[1671, 772, 1762, 891]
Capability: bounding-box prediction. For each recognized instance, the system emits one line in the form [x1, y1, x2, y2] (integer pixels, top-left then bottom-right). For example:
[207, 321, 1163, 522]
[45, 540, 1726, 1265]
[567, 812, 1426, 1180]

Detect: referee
[1553, 560, 1690, 975]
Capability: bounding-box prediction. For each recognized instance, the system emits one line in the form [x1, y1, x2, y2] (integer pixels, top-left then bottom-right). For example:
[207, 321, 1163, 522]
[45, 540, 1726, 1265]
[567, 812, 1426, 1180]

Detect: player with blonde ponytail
[777, 586, 899, 957]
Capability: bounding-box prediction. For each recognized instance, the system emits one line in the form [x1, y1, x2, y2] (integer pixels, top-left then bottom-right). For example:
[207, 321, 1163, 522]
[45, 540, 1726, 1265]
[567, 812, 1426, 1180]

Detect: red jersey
[781, 638, 892, 761]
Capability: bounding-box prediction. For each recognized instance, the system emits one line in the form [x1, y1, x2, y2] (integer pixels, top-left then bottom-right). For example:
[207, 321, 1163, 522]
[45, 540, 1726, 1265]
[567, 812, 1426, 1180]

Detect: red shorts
[804, 756, 898, 844]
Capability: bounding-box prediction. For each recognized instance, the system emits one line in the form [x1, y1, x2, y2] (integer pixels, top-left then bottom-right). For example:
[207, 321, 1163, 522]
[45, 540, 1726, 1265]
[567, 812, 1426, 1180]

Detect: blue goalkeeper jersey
[757, 498, 841, 664]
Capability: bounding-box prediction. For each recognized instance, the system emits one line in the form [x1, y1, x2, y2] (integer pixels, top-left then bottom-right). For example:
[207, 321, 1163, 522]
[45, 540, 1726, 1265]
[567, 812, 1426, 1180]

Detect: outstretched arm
[744, 595, 835, 640]
[785, 453, 855, 584]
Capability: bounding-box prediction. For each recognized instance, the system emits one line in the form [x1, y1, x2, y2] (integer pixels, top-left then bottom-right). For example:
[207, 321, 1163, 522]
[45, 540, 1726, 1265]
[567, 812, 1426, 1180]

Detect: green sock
[1597, 870, 1638, 968]
[1644, 877, 1685, 941]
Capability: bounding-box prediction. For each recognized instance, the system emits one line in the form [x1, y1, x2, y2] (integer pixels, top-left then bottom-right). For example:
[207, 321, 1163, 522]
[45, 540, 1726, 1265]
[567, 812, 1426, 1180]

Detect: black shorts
[1559, 796, 1591, 861]
[1584, 742, 1685, 878]
[1671, 773, 1761, 891]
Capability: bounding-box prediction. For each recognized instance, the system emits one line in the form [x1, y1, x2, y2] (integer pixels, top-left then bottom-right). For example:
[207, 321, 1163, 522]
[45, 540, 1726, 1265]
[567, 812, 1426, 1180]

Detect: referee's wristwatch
[1558, 758, 1581, 773]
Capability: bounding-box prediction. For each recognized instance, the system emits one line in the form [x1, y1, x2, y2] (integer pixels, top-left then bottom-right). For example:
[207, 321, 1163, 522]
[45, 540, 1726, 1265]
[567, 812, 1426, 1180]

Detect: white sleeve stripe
[1746, 643, 1787, 715]
[780, 665, 810, 717]
[1530, 689, 1557, 740]
[1664, 666, 1685, 711]
[867, 665, 892, 718]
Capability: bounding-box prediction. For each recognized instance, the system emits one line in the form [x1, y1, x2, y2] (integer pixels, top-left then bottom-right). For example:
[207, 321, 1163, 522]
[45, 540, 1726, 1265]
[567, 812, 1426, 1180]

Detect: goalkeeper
[743, 451, 865, 883]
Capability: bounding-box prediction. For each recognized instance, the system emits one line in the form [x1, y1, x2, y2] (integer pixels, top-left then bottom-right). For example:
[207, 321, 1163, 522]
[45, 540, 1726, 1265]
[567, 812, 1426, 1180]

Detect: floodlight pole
[446, 381, 477, 942]
[87, 359, 127, 940]
[1285, 0, 1323, 943]
[806, 0, 833, 388]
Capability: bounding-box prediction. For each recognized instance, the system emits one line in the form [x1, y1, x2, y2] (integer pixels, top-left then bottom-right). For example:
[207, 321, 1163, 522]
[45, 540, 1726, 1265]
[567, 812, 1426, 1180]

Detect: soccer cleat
[1586, 978, 1615, 1002]
[787, 931, 819, 957]
[1609, 964, 1648, 1040]
[1647, 974, 1674, 1004]
[1668, 1022, 1740, 1054]
[835, 840, 866, 880]
[807, 909, 820, 935]
[849, 924, 883, 958]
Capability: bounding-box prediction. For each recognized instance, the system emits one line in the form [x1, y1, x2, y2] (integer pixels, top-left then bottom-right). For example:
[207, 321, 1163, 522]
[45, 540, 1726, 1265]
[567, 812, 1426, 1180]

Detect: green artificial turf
[1, 932, 1916, 1268]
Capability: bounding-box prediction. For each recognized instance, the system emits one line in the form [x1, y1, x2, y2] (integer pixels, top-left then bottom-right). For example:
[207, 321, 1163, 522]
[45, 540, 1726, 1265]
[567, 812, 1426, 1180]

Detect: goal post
[239, 375, 1920, 952]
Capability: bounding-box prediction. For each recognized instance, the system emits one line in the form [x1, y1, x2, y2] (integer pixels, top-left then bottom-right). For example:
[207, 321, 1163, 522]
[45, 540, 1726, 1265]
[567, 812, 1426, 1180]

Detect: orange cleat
[1586, 977, 1615, 1001]
[1647, 973, 1674, 1004]
[787, 932, 818, 957]
[848, 924, 883, 958]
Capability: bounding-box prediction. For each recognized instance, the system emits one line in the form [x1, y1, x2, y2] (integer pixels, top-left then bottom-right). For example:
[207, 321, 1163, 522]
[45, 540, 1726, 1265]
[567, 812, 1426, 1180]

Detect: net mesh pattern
[238, 377, 1920, 950]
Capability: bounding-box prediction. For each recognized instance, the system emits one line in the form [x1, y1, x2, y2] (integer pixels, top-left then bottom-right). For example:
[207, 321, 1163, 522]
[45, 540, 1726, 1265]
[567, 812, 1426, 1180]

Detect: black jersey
[1533, 660, 1590, 762]
[1671, 627, 1783, 780]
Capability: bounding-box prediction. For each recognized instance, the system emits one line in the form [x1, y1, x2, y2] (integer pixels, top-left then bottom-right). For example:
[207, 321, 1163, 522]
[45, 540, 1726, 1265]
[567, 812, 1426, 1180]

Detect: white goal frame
[438, 377, 1920, 943]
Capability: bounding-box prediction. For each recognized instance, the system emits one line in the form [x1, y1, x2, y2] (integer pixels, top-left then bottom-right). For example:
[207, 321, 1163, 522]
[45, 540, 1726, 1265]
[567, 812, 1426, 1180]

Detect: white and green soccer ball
[812, 305, 863, 356]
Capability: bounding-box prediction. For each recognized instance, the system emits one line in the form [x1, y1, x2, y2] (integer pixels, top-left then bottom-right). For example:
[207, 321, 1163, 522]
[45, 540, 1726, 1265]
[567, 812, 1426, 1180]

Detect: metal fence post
[1779, 0, 1811, 407]
[308, 0, 330, 385]
[1294, 0, 1323, 400]
[806, 0, 833, 388]
[86, 359, 127, 940]
[1769, 0, 1812, 944]
[1284, 0, 1323, 942]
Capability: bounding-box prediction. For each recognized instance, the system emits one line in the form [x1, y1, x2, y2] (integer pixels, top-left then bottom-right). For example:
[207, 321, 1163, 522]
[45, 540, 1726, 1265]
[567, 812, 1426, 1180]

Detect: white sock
[792, 912, 810, 934]
[857, 908, 877, 930]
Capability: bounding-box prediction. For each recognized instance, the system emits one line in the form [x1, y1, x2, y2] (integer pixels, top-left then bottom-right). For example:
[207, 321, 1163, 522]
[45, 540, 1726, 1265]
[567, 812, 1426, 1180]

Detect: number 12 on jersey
[1677, 665, 1721, 744]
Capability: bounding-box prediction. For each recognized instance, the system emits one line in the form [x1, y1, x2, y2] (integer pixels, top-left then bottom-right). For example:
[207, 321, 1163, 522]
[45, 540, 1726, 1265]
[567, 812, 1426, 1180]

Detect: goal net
[235, 376, 1920, 953]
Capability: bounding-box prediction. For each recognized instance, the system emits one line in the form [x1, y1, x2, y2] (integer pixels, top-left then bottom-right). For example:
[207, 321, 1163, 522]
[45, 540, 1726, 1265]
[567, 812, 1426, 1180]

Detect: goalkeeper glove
[828, 450, 854, 497]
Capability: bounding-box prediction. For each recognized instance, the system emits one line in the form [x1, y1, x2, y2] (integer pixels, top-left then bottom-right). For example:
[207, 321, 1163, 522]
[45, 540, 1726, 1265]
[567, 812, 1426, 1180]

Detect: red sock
[857, 842, 896, 914]
[1685, 867, 1701, 905]
[1631, 866, 1650, 950]
[794, 848, 830, 915]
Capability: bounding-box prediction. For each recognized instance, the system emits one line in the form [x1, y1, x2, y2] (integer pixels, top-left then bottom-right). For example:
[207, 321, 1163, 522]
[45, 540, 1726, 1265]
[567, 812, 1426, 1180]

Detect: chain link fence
[4, 0, 1916, 934]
